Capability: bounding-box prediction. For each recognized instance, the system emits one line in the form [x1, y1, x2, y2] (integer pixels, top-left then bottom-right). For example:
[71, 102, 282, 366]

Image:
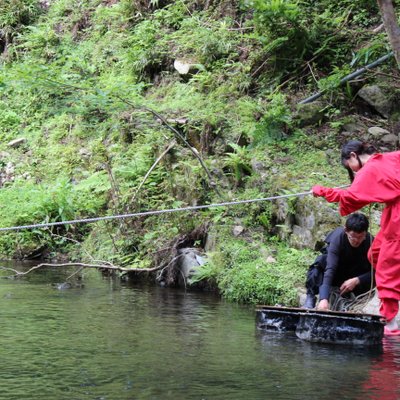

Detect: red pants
[380, 298, 399, 321]
[368, 238, 379, 268]
[369, 235, 400, 321]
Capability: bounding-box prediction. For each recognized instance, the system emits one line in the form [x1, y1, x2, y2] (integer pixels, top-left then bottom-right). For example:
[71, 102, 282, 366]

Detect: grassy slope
[0, 0, 393, 304]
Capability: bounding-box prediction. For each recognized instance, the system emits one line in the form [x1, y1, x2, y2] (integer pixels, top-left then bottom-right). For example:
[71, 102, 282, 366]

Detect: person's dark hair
[345, 212, 369, 233]
[341, 140, 377, 182]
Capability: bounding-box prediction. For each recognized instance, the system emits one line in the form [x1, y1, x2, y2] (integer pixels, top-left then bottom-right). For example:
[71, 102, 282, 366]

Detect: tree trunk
[377, 0, 400, 67]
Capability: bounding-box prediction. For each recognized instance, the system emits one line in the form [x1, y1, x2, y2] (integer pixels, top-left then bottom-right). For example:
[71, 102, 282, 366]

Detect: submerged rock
[55, 282, 72, 290]
[53, 282, 84, 290]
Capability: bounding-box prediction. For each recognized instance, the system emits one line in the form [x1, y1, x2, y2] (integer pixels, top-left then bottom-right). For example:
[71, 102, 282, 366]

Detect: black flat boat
[256, 305, 384, 345]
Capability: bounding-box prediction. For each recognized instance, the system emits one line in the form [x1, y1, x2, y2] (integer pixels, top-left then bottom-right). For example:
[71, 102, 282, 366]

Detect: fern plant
[223, 143, 253, 186]
[0, 0, 41, 55]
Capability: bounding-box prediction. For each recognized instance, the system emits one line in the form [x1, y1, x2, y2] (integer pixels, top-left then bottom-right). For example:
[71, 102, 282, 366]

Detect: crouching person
[304, 213, 374, 310]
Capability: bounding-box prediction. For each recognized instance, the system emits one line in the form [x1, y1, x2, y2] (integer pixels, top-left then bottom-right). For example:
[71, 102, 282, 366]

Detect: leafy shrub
[0, 0, 41, 31]
[125, 18, 170, 80]
[171, 17, 238, 66]
[0, 0, 42, 60]
[0, 107, 21, 137]
[350, 40, 389, 68]
[241, 0, 380, 81]
[242, 0, 308, 74]
[252, 93, 292, 145]
[201, 230, 313, 305]
[223, 143, 252, 186]
[0, 174, 109, 256]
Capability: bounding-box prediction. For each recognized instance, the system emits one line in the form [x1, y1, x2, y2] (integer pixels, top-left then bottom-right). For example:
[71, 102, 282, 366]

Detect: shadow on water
[0, 261, 399, 399]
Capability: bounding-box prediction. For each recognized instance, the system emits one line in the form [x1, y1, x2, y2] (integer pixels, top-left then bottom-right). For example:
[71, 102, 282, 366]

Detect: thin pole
[299, 52, 394, 104]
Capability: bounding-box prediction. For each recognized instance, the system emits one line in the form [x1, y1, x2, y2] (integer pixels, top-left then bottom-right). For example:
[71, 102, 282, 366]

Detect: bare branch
[131, 140, 176, 203]
[114, 96, 221, 197]
[0, 261, 166, 279]
[156, 254, 183, 281]
[66, 267, 84, 280]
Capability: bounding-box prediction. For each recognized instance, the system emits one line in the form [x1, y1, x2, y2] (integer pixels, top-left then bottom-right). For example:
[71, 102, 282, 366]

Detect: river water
[0, 262, 399, 400]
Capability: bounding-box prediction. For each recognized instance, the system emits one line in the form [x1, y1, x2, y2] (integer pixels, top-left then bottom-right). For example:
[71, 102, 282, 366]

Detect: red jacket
[313, 151, 400, 300]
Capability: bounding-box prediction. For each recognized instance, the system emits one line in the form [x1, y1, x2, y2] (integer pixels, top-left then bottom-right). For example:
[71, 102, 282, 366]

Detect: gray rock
[178, 248, 206, 280]
[204, 230, 217, 252]
[362, 290, 400, 325]
[7, 138, 26, 148]
[272, 195, 342, 250]
[290, 225, 313, 248]
[55, 282, 72, 290]
[367, 126, 391, 137]
[4, 162, 14, 175]
[357, 85, 392, 118]
[381, 133, 399, 147]
[342, 122, 367, 134]
[294, 102, 326, 127]
[174, 59, 205, 75]
[232, 225, 244, 236]
[79, 148, 91, 158]
[0, 151, 11, 159]
[361, 291, 380, 315]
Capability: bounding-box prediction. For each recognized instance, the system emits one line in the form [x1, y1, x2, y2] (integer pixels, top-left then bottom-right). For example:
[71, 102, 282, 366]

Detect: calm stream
[0, 262, 399, 400]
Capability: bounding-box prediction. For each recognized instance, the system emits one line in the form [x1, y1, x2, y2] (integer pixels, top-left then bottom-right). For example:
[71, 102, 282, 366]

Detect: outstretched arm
[313, 159, 397, 215]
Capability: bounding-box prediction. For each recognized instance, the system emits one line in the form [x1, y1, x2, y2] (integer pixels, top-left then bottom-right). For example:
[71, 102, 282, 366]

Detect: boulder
[381, 133, 399, 147]
[79, 148, 92, 158]
[366, 126, 399, 148]
[361, 291, 380, 315]
[178, 248, 206, 286]
[273, 195, 342, 250]
[291, 225, 314, 249]
[361, 291, 400, 326]
[341, 122, 367, 135]
[357, 85, 395, 118]
[368, 126, 391, 137]
[294, 101, 326, 127]
[204, 229, 217, 252]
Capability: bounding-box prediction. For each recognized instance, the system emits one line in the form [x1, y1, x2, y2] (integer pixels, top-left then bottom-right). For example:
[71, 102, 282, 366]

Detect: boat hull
[256, 305, 384, 345]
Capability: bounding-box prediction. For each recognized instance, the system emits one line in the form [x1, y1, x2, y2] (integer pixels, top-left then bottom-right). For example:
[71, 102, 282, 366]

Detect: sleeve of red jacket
[312, 186, 369, 215]
[322, 161, 395, 216]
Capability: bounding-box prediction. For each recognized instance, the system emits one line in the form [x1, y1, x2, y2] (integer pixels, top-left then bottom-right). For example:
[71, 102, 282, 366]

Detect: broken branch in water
[0, 262, 166, 279]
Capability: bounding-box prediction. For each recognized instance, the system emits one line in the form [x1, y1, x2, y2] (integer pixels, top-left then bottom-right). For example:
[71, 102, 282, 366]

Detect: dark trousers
[305, 253, 327, 296]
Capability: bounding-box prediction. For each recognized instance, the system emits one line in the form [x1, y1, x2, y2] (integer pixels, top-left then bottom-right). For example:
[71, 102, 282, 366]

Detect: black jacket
[319, 227, 373, 300]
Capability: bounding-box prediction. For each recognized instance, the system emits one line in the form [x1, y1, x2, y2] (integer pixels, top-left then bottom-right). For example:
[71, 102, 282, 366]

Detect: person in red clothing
[312, 140, 400, 336]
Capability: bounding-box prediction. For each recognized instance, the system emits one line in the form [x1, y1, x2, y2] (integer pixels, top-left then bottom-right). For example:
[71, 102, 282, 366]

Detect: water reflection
[360, 337, 400, 399]
[0, 262, 399, 399]
[257, 330, 387, 399]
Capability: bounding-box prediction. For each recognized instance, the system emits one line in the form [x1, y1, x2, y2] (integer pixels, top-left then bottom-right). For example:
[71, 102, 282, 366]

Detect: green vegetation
[191, 229, 314, 305]
[0, 0, 395, 305]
